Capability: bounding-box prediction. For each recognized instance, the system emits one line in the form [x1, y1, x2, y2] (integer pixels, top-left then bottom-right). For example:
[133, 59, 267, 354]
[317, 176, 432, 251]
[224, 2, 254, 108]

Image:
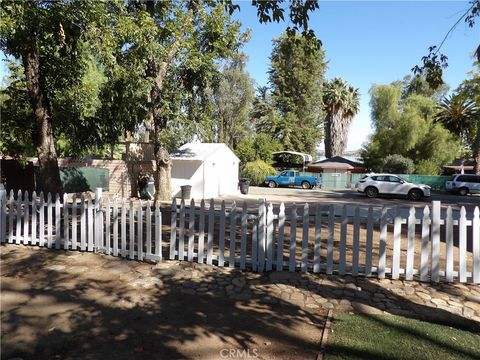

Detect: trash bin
[181, 185, 192, 199]
[138, 176, 155, 200]
[238, 178, 250, 195]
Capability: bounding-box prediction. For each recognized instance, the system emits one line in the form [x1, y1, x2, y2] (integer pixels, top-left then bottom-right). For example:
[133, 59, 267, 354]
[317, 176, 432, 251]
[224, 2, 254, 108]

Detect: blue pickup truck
[265, 170, 320, 189]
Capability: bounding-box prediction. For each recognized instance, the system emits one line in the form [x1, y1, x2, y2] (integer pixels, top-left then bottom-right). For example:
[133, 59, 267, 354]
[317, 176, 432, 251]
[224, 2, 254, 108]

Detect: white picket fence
[0, 189, 479, 284]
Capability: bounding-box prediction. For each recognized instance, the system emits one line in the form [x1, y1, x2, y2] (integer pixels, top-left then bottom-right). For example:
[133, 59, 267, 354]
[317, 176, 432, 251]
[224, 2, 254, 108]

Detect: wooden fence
[0, 189, 479, 284]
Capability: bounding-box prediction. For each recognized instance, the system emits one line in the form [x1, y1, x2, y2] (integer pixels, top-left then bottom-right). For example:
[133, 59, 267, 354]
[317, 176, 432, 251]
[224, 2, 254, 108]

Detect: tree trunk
[150, 74, 172, 202]
[324, 111, 333, 158]
[23, 44, 63, 194]
[153, 143, 172, 202]
[325, 107, 351, 159]
[146, 6, 192, 202]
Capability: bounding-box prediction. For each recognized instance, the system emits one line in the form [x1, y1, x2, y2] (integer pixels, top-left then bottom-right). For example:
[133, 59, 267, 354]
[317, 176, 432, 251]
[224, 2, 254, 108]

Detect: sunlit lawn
[325, 314, 480, 360]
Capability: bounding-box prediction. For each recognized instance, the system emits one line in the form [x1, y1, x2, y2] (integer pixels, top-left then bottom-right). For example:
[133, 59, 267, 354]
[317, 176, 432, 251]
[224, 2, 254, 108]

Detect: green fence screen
[35, 166, 109, 193]
[301, 172, 450, 191]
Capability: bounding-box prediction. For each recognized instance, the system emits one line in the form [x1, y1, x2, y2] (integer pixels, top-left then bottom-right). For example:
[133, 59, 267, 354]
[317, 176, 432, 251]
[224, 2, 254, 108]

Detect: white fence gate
[0, 189, 479, 284]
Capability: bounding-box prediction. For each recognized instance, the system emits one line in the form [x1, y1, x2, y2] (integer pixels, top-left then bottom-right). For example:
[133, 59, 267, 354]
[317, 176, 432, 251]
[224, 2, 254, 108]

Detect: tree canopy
[0, 0, 322, 196]
[265, 33, 326, 154]
[361, 82, 461, 175]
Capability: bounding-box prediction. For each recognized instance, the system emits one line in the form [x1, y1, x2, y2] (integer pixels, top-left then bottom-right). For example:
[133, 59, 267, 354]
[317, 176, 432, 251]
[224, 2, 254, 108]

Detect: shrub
[382, 154, 415, 174]
[415, 160, 441, 175]
[241, 160, 276, 186]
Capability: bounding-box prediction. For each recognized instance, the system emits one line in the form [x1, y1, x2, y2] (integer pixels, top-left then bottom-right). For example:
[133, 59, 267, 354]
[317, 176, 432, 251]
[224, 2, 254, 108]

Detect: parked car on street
[445, 174, 480, 195]
[356, 173, 431, 200]
[264, 170, 319, 189]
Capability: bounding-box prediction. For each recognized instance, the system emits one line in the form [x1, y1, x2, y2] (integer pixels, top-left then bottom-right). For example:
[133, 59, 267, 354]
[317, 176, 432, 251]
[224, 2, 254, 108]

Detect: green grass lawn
[325, 314, 480, 360]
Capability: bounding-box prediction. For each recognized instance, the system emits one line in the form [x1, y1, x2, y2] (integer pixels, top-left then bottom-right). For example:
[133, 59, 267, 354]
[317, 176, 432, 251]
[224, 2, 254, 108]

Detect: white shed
[170, 143, 240, 199]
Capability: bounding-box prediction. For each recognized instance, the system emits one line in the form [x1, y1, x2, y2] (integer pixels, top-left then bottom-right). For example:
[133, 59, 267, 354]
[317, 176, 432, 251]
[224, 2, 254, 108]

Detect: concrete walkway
[1, 244, 479, 360]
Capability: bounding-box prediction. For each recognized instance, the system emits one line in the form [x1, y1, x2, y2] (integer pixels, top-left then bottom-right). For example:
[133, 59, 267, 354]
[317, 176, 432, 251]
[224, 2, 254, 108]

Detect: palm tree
[435, 95, 480, 174]
[323, 78, 360, 158]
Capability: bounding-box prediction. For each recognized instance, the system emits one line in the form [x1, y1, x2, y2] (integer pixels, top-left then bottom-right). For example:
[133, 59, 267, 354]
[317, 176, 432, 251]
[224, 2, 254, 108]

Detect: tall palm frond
[435, 95, 478, 139]
[323, 77, 360, 157]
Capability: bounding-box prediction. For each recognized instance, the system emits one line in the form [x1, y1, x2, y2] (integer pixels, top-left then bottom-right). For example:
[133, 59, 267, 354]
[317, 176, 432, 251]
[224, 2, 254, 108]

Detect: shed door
[206, 160, 220, 198]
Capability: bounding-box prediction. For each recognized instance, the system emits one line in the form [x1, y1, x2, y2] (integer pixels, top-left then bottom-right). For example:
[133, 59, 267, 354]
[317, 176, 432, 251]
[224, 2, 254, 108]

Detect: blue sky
[1, 1, 478, 152]
[232, 0, 479, 151]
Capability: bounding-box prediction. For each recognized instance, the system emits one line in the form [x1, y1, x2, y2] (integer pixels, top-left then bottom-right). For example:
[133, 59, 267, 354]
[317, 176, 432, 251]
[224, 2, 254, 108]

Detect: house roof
[310, 156, 365, 168]
[171, 143, 239, 162]
[308, 162, 354, 170]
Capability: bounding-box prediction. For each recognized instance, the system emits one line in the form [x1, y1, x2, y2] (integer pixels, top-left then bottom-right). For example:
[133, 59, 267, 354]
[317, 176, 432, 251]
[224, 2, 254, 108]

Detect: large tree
[267, 33, 326, 154]
[435, 94, 480, 174]
[213, 53, 255, 150]
[362, 83, 461, 174]
[322, 78, 360, 158]
[0, 0, 117, 193]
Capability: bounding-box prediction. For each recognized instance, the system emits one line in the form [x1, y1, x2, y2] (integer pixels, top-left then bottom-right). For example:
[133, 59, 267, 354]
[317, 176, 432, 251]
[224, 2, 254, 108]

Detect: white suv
[445, 174, 480, 196]
[356, 174, 431, 200]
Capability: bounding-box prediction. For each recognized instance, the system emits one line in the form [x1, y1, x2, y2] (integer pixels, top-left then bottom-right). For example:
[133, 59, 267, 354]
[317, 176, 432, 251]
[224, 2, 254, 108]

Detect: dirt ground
[1, 245, 326, 360]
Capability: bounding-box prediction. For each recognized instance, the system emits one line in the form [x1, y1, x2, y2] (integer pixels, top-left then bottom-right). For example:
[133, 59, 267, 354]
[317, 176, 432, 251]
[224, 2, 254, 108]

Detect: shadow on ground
[1, 245, 479, 360]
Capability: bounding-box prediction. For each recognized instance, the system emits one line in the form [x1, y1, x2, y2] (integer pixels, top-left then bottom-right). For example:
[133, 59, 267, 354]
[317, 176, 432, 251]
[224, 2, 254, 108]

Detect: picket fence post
[473, 207, 480, 284]
[0, 190, 6, 243]
[155, 202, 162, 260]
[365, 206, 373, 277]
[406, 207, 415, 281]
[326, 204, 334, 275]
[230, 201, 237, 268]
[392, 207, 401, 280]
[378, 206, 387, 279]
[288, 203, 297, 272]
[179, 199, 186, 261]
[72, 195, 77, 250]
[420, 206, 430, 282]
[431, 201, 441, 282]
[24, 191, 30, 245]
[16, 190, 22, 245]
[459, 207, 467, 283]
[47, 192, 53, 248]
[445, 206, 454, 282]
[240, 201, 247, 270]
[266, 202, 274, 271]
[8, 190, 14, 244]
[276, 202, 286, 271]
[339, 205, 347, 275]
[301, 203, 309, 273]
[188, 199, 195, 262]
[207, 199, 214, 265]
[39, 193, 45, 247]
[31, 191, 37, 245]
[112, 196, 118, 256]
[94, 188, 103, 253]
[313, 204, 321, 273]
[198, 199, 205, 264]
[170, 199, 177, 260]
[80, 194, 86, 251]
[257, 199, 266, 273]
[63, 193, 69, 250]
[138, 199, 144, 261]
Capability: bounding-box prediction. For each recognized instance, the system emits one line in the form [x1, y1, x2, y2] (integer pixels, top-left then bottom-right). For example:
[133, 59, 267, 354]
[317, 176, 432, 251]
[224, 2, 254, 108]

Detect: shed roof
[171, 143, 239, 162]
